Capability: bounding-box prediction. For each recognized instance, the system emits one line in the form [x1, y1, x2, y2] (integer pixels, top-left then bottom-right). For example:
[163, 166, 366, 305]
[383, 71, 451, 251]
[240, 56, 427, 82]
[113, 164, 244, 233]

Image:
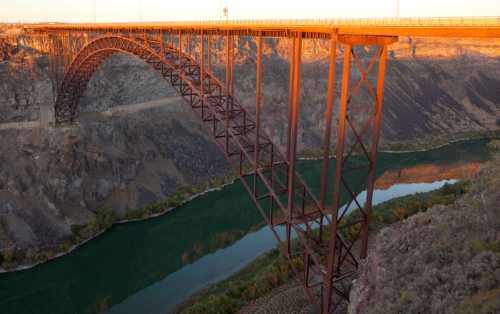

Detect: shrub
[95, 207, 116, 229]
[392, 207, 406, 221]
[1, 249, 15, 269]
[184, 294, 239, 314]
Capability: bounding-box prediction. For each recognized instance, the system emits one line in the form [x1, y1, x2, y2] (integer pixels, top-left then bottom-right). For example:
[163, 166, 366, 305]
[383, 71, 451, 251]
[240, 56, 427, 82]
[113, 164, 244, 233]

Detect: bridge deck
[24, 17, 500, 38]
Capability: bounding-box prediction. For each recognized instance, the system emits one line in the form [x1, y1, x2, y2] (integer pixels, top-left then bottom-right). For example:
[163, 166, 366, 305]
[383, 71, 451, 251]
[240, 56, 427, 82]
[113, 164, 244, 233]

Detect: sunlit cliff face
[274, 36, 500, 62]
[374, 161, 482, 190]
[391, 37, 500, 59]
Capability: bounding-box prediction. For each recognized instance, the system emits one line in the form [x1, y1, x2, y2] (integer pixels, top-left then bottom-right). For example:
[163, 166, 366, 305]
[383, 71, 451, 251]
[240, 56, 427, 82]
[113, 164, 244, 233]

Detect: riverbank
[0, 172, 240, 274]
[178, 180, 472, 314]
[298, 131, 499, 160]
[0, 139, 494, 314]
[0, 138, 495, 273]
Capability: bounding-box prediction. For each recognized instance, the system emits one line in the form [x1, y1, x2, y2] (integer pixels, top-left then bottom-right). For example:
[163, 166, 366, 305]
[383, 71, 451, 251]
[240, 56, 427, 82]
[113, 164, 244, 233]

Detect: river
[0, 139, 492, 314]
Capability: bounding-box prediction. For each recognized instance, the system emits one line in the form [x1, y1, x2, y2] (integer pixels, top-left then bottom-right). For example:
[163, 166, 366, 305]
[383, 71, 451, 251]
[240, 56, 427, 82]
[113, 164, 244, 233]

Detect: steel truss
[40, 30, 396, 313]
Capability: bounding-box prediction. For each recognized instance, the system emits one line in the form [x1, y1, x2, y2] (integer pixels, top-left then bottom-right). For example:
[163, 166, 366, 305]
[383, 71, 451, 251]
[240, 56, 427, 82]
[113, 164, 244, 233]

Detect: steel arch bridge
[23, 18, 500, 313]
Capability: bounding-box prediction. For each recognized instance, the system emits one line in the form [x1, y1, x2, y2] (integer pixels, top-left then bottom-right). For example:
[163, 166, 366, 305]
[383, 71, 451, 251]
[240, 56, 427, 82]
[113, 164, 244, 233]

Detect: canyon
[0, 25, 499, 269]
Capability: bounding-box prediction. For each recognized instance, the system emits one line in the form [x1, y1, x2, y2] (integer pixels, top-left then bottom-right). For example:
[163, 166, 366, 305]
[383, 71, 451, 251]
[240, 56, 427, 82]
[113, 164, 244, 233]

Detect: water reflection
[0, 139, 492, 314]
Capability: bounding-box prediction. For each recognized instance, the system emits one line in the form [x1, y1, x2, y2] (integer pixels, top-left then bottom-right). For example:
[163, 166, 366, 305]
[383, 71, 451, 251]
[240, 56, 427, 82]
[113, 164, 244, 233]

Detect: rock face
[0, 104, 228, 252]
[348, 159, 500, 314]
[227, 37, 500, 151]
[0, 44, 51, 122]
[79, 54, 177, 112]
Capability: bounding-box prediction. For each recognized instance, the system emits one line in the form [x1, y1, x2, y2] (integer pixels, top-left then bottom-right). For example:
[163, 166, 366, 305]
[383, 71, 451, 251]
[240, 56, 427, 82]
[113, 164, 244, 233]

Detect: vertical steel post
[143, 31, 148, 46]
[319, 33, 338, 209]
[187, 33, 191, 56]
[160, 31, 165, 59]
[225, 32, 231, 153]
[225, 34, 234, 96]
[226, 34, 231, 94]
[178, 31, 183, 71]
[323, 44, 352, 314]
[286, 37, 296, 162]
[200, 32, 205, 96]
[286, 32, 302, 255]
[207, 35, 212, 73]
[253, 35, 263, 194]
[361, 45, 388, 258]
[230, 35, 235, 97]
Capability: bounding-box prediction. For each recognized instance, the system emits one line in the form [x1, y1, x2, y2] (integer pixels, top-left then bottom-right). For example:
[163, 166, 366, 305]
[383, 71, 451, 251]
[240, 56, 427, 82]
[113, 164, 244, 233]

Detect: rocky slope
[228, 37, 500, 150]
[349, 158, 500, 314]
[0, 103, 227, 257]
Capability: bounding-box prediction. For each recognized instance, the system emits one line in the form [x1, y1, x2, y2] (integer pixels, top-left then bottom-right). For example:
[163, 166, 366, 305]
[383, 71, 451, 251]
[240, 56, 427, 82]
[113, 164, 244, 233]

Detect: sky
[1, 0, 499, 23]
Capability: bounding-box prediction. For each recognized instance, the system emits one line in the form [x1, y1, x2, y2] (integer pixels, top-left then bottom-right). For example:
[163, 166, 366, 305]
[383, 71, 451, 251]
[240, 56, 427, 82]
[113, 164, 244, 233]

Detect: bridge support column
[286, 32, 302, 256]
[207, 35, 212, 74]
[253, 34, 263, 195]
[321, 35, 396, 314]
[160, 31, 165, 59]
[200, 32, 205, 95]
[286, 36, 296, 164]
[178, 31, 183, 71]
[319, 31, 338, 245]
[224, 33, 234, 154]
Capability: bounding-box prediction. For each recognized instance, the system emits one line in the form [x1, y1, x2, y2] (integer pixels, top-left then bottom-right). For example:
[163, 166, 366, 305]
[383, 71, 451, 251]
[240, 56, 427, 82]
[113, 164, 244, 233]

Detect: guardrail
[188, 16, 500, 27]
[26, 16, 500, 29]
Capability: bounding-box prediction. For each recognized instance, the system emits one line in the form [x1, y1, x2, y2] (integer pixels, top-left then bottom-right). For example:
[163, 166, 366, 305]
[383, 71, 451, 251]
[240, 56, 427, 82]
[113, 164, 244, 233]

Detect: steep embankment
[0, 104, 228, 266]
[349, 157, 500, 314]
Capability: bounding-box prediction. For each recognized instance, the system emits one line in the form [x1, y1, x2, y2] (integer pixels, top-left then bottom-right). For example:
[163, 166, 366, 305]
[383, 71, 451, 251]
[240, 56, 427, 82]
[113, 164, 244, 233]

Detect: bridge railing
[193, 16, 500, 27]
[24, 16, 500, 33]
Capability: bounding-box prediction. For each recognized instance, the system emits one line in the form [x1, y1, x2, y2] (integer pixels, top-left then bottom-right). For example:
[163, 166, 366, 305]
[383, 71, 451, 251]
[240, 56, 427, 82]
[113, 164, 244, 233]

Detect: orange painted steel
[24, 17, 500, 38]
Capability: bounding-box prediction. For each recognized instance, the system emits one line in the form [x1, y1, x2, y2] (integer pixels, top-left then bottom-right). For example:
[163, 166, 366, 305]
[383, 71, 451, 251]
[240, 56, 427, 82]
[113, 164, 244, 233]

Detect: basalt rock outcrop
[348, 159, 500, 314]
[0, 104, 228, 254]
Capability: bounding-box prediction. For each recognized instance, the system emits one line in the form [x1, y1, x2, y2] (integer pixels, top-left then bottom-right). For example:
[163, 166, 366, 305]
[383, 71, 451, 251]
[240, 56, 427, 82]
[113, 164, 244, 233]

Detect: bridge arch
[55, 36, 224, 123]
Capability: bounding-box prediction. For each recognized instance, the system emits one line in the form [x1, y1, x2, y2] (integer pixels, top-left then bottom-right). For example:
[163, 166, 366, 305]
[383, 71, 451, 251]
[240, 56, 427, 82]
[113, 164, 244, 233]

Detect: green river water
[0, 139, 492, 314]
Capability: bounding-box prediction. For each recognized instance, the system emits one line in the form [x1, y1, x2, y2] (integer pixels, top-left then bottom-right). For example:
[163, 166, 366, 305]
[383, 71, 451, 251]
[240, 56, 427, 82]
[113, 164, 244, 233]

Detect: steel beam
[323, 43, 352, 314]
[160, 31, 165, 59]
[225, 32, 232, 153]
[360, 45, 388, 258]
[286, 36, 296, 162]
[253, 34, 263, 194]
[286, 32, 302, 254]
[178, 31, 182, 71]
[207, 35, 212, 73]
[200, 32, 205, 96]
[319, 32, 338, 209]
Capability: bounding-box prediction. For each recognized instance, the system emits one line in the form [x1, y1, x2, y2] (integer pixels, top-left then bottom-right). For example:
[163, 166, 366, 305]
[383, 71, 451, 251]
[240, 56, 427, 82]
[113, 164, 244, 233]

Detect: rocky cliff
[348, 158, 500, 314]
[0, 104, 228, 256]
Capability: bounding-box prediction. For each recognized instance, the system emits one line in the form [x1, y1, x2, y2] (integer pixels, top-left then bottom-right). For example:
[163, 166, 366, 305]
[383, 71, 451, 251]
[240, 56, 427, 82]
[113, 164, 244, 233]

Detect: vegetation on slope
[0, 173, 233, 271]
[349, 157, 500, 314]
[179, 180, 472, 314]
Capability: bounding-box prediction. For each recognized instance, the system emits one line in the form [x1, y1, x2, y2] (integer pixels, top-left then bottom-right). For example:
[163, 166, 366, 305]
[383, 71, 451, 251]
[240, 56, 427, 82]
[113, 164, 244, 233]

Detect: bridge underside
[26, 27, 406, 313]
